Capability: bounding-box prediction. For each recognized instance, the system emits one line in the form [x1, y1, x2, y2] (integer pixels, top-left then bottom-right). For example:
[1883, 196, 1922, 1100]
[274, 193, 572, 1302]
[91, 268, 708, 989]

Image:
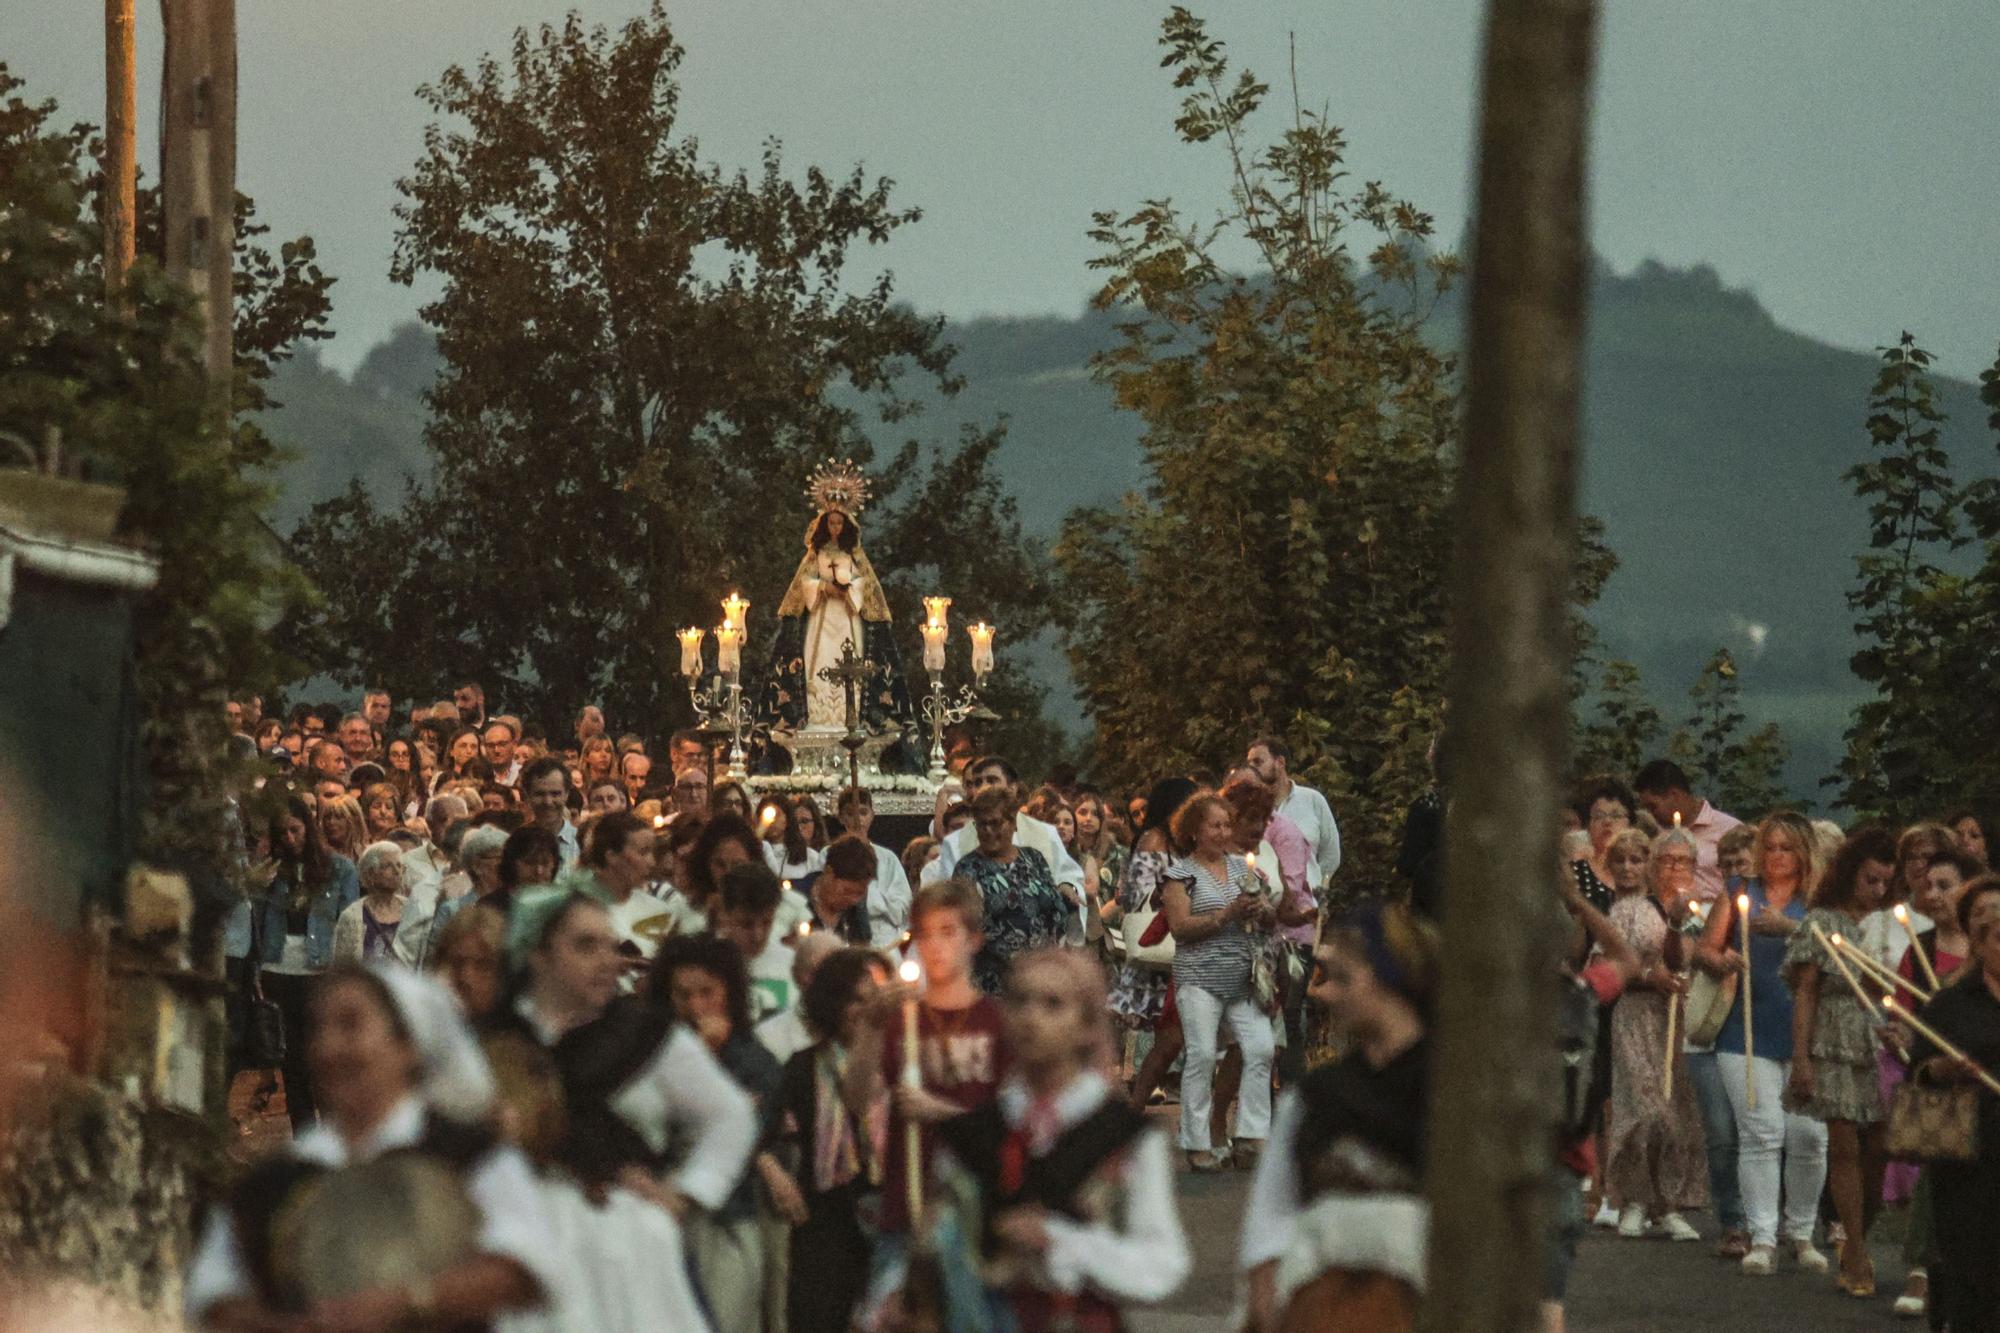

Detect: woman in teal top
[1695, 812, 1830, 1276]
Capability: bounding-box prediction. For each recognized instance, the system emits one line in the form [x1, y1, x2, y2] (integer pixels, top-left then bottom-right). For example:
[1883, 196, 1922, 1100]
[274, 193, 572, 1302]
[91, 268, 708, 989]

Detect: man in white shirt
[1246, 735, 1342, 893]
[521, 756, 581, 869]
[393, 794, 470, 966]
[1632, 758, 1742, 902]
[755, 930, 839, 1064]
[835, 785, 912, 946]
[921, 755, 1087, 931]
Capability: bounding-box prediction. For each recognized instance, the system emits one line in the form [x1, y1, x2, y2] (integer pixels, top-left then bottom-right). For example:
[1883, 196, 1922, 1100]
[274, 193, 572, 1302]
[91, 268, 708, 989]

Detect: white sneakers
[1613, 1206, 1700, 1242]
[1742, 1238, 1828, 1276]
[1787, 1237, 1831, 1274]
[1661, 1213, 1701, 1243]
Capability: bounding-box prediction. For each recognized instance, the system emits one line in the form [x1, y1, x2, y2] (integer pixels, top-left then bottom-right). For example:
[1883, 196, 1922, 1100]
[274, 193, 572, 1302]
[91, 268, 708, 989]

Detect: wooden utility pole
[160, 0, 236, 398]
[1420, 0, 1599, 1329]
[103, 0, 137, 308]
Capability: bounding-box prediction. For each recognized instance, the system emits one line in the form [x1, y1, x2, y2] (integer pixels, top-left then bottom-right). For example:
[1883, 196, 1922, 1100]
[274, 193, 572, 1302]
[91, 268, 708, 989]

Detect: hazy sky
[10, 1, 1998, 376]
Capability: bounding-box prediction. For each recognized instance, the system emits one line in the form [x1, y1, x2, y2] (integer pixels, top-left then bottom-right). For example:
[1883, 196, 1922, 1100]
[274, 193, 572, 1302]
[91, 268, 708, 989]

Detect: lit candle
[1810, 923, 1882, 1021]
[716, 624, 743, 675]
[1830, 931, 1931, 1002]
[1893, 904, 1942, 991]
[721, 592, 750, 632]
[1672, 810, 1683, 829]
[921, 619, 948, 673]
[1738, 892, 1755, 1110]
[967, 622, 996, 677]
[1881, 995, 2000, 1098]
[923, 596, 952, 630]
[898, 957, 925, 1224]
[677, 626, 705, 678]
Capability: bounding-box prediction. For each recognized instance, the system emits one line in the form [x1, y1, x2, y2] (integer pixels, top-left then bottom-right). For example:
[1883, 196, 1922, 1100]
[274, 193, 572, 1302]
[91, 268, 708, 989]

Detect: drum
[268, 1154, 480, 1314]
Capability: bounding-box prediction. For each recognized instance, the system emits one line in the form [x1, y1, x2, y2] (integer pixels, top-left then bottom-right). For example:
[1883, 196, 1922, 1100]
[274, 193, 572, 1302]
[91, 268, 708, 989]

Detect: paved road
[1133, 1166, 1915, 1332]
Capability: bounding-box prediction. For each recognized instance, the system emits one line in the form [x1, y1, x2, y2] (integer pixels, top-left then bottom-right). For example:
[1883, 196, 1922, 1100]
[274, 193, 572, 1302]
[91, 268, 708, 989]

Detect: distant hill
[257, 260, 1994, 799]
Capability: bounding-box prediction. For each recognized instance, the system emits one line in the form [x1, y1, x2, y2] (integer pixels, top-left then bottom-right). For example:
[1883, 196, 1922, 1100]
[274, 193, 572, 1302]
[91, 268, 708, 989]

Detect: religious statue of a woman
[758, 460, 917, 742]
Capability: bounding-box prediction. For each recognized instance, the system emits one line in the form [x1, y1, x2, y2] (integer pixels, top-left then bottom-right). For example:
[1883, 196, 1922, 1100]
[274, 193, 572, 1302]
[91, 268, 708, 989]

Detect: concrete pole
[103, 0, 137, 309]
[1420, 0, 1599, 1329]
[160, 0, 235, 401]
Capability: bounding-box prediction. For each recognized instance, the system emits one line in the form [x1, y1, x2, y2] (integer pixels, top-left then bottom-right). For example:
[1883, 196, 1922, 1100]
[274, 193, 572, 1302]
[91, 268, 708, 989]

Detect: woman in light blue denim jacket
[251, 796, 359, 1129]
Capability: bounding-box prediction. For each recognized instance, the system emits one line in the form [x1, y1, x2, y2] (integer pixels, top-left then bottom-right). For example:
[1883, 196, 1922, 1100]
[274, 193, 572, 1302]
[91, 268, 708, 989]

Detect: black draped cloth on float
[1909, 976, 2000, 1333]
[755, 612, 920, 745]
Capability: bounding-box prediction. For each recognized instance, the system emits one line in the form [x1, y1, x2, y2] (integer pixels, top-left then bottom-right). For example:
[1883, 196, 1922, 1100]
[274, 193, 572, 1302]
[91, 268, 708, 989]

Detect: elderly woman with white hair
[335, 841, 407, 963]
[185, 961, 555, 1330]
[1603, 827, 1708, 1241]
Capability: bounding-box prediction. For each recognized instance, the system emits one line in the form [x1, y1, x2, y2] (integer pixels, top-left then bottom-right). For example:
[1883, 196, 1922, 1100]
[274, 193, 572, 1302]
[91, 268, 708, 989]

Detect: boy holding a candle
[845, 878, 1013, 1317]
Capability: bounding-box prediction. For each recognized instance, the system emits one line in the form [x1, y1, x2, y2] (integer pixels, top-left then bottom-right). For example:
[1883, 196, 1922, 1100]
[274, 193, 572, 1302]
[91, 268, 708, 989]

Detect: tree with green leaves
[1667, 648, 1787, 817]
[0, 66, 325, 928]
[1055, 10, 1610, 900]
[1573, 657, 1663, 780]
[1832, 334, 1969, 818]
[283, 5, 1052, 758]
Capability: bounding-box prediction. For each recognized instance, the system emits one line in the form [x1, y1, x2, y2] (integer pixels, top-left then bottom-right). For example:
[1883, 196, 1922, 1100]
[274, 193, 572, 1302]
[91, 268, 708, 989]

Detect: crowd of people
[190, 688, 2000, 1332]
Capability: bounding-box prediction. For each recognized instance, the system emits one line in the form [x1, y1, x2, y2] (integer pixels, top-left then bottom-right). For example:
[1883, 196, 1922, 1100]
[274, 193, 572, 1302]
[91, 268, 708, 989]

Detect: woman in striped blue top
[1164, 793, 1278, 1171]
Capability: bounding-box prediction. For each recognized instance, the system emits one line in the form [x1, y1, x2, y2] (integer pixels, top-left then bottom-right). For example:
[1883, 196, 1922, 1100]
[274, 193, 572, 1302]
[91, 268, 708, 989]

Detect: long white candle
[1894, 904, 1942, 991]
[1829, 932, 1932, 1002]
[1664, 974, 1679, 1100]
[1880, 995, 2000, 1098]
[1809, 923, 1882, 1021]
[1738, 893, 1755, 1110]
[899, 957, 924, 1226]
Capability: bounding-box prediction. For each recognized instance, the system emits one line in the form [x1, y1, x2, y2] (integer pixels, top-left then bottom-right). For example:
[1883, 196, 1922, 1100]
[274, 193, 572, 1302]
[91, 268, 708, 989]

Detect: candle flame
[899, 958, 922, 983]
[1893, 903, 1909, 922]
[798, 921, 811, 937]
[761, 807, 778, 828]
[653, 814, 668, 829]
[1673, 811, 1683, 828]
[1737, 893, 1750, 912]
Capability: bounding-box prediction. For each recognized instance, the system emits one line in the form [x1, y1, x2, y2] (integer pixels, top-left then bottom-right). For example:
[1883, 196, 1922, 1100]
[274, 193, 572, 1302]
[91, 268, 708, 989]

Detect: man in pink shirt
[1633, 759, 1742, 901]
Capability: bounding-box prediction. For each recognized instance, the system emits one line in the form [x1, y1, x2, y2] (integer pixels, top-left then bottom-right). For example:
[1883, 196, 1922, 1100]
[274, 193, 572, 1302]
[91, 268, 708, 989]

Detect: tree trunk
[1420, 0, 1599, 1330]
[160, 0, 235, 402]
[103, 0, 137, 309]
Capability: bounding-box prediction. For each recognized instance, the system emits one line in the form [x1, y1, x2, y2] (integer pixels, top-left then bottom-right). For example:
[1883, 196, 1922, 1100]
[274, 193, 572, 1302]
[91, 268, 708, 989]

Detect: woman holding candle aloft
[1164, 793, 1278, 1172]
[1782, 827, 1898, 1295]
[1603, 828, 1708, 1242]
[1696, 811, 1829, 1277]
[1898, 876, 2000, 1330]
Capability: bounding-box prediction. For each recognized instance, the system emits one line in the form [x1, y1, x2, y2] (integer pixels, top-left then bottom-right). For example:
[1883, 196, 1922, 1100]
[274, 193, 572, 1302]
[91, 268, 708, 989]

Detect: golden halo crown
[806, 458, 870, 518]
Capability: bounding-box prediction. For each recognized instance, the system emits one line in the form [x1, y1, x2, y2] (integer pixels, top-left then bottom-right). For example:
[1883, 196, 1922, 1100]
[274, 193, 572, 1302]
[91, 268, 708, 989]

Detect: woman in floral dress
[1604, 828, 1708, 1240]
[1785, 828, 1896, 1296]
[953, 786, 1082, 995]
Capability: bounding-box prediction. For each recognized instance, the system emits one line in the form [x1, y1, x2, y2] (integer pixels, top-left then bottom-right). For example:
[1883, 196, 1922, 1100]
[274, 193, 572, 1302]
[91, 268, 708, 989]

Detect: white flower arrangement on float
[745, 771, 938, 795]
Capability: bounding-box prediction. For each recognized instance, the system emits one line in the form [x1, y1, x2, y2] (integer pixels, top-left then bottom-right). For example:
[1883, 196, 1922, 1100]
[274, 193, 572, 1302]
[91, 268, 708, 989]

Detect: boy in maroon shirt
[846, 878, 1012, 1311]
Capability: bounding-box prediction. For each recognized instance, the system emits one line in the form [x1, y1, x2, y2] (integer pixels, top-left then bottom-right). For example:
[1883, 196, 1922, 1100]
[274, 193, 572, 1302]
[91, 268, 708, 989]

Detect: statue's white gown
[802, 548, 865, 729]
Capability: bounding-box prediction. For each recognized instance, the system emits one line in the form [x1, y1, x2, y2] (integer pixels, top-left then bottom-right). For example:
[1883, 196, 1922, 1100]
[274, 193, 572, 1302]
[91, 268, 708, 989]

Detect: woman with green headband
[502, 889, 758, 1260]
